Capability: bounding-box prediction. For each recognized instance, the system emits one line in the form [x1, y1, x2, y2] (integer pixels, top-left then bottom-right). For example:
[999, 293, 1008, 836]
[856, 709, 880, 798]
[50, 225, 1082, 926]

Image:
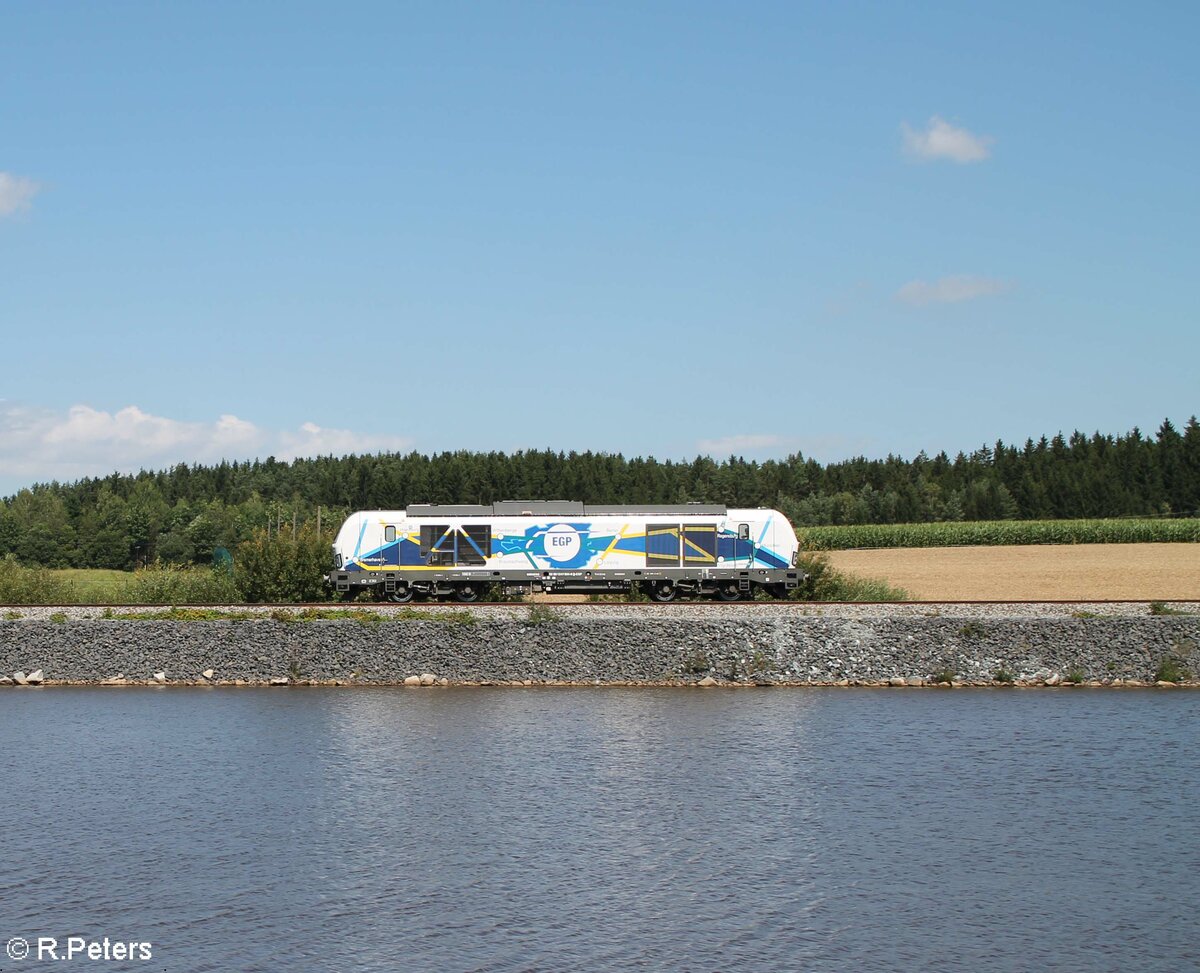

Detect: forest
[1, 417, 1197, 571]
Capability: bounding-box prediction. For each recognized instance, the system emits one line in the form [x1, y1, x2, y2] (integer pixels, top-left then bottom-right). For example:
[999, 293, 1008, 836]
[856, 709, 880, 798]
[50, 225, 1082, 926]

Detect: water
[1, 688, 1196, 972]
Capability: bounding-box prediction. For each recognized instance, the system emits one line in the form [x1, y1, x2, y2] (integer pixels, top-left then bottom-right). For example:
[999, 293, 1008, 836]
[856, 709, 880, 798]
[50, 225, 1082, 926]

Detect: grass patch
[993, 666, 1014, 683]
[798, 517, 1200, 551]
[958, 621, 987, 639]
[525, 603, 562, 626]
[102, 606, 477, 625]
[1149, 601, 1190, 616]
[107, 608, 262, 621]
[1064, 666, 1086, 684]
[1071, 610, 1100, 619]
[931, 668, 956, 685]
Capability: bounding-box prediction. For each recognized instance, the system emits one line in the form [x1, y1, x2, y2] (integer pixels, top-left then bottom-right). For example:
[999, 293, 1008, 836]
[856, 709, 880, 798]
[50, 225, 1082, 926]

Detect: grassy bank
[800, 518, 1200, 551]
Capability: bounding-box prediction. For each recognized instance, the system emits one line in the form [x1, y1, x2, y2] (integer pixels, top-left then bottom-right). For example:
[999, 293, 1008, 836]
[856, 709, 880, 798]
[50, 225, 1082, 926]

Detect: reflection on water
[2, 688, 1197, 972]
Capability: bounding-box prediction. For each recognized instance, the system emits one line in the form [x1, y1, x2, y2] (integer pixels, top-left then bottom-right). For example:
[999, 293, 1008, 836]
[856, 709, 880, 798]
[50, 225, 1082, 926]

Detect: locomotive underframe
[328, 565, 802, 599]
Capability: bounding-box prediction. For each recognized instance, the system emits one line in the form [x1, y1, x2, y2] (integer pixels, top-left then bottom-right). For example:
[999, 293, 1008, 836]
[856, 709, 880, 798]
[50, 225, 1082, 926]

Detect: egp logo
[542, 524, 581, 563]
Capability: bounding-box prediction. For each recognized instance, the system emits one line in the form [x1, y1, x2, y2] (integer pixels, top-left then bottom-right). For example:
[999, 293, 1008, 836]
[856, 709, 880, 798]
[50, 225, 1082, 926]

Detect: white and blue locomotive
[328, 501, 803, 602]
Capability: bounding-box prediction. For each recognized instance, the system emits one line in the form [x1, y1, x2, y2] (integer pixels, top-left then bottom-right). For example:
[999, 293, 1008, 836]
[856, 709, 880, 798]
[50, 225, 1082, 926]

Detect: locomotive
[327, 501, 803, 602]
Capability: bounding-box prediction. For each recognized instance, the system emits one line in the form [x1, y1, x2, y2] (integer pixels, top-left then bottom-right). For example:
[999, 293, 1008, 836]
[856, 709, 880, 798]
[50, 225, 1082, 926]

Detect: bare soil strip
[825, 543, 1200, 601]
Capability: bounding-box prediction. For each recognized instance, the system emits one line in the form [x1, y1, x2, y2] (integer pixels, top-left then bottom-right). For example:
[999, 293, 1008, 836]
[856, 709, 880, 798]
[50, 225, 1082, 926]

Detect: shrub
[1154, 656, 1189, 683]
[793, 552, 908, 602]
[234, 526, 334, 603]
[115, 563, 241, 605]
[993, 666, 1014, 683]
[0, 555, 73, 605]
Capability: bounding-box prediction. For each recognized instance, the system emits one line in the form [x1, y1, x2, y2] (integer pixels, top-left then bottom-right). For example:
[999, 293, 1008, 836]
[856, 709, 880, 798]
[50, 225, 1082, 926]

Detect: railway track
[3, 599, 1197, 609]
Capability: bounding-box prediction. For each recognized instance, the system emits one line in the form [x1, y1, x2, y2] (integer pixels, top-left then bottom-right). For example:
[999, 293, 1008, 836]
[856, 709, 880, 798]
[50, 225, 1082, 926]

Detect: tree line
[1, 417, 1197, 570]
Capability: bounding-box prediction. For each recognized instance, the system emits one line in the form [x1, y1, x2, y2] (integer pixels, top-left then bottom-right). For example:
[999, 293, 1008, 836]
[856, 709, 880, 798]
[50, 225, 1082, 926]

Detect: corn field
[798, 518, 1200, 551]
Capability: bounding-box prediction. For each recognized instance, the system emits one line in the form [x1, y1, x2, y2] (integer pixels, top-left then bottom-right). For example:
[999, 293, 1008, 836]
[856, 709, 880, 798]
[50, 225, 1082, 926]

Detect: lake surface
[2, 688, 1197, 972]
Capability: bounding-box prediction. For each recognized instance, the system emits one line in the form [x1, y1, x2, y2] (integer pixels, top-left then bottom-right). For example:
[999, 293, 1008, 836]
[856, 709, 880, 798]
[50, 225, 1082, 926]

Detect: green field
[799, 518, 1200, 551]
[0, 562, 241, 606]
[45, 569, 133, 599]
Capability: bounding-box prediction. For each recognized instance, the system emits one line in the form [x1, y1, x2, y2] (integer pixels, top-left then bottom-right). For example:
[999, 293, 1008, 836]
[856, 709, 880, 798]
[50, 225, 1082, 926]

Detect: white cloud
[894, 275, 1013, 306]
[0, 403, 414, 491]
[276, 421, 412, 461]
[0, 172, 41, 217]
[901, 116, 993, 163]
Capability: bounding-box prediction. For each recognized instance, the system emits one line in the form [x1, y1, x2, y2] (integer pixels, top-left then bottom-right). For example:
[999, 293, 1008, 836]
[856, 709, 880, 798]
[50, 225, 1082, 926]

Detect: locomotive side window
[421, 524, 455, 565]
[457, 525, 491, 565]
[384, 525, 396, 543]
[682, 524, 718, 564]
[646, 524, 681, 566]
[738, 523, 750, 540]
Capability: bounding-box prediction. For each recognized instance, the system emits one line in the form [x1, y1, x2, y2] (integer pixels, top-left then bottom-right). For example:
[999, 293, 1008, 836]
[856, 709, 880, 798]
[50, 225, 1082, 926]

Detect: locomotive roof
[403, 501, 728, 517]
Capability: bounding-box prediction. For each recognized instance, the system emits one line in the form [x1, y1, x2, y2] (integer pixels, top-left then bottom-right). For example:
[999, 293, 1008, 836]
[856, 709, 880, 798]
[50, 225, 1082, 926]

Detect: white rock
[888, 676, 907, 687]
[12, 671, 28, 686]
[403, 675, 422, 686]
[905, 676, 925, 687]
[0, 675, 13, 685]
[26, 669, 44, 685]
[419, 673, 437, 686]
[269, 676, 290, 686]
[697, 676, 718, 687]
[1044, 673, 1061, 686]
[437, 677, 449, 686]
[202, 669, 215, 680]
[1155, 680, 1177, 688]
[153, 671, 167, 684]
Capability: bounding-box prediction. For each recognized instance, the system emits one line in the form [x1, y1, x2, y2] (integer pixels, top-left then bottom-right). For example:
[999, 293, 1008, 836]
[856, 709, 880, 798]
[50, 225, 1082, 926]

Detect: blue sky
[2, 1, 1197, 494]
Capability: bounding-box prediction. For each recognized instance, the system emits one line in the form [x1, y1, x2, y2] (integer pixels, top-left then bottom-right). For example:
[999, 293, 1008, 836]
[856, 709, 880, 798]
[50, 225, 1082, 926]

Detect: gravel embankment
[2, 602, 1197, 688]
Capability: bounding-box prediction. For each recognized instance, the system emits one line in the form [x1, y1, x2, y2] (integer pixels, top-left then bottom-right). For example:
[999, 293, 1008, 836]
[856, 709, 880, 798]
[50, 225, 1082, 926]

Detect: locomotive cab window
[738, 523, 750, 540]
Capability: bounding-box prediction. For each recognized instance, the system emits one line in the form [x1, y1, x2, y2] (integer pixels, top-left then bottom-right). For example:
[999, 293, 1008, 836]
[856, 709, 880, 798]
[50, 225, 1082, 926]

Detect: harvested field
[825, 543, 1200, 601]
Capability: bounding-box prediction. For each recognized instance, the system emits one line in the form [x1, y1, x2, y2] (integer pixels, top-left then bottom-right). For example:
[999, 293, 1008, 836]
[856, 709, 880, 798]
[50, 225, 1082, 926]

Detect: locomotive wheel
[648, 582, 677, 603]
[387, 586, 415, 604]
[715, 583, 741, 602]
[454, 583, 482, 603]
